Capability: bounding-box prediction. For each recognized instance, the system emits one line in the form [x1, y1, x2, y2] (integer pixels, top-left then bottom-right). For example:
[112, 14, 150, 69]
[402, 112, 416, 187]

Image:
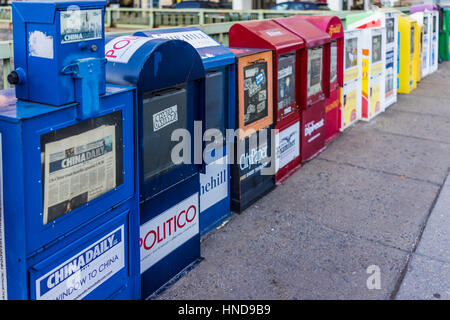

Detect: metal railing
[105, 7, 345, 29]
[0, 5, 412, 28]
[0, 6, 10, 23]
[0, 5, 411, 89]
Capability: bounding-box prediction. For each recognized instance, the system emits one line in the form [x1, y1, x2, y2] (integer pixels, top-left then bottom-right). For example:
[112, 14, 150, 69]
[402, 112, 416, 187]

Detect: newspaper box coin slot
[105, 35, 205, 299]
[300, 15, 344, 143]
[0, 0, 139, 300]
[229, 47, 275, 213]
[274, 16, 331, 162]
[134, 27, 235, 235]
[229, 20, 304, 183]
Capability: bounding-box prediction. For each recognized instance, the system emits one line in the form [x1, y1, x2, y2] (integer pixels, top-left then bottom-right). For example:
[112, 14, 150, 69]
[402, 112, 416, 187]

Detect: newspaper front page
[43, 125, 116, 224]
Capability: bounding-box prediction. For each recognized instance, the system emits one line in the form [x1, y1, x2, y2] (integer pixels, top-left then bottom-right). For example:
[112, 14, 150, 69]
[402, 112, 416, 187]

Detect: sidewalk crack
[389, 167, 450, 299]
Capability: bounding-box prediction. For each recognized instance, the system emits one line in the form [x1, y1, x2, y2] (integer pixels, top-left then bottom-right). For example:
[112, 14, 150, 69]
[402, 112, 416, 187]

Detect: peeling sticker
[29, 31, 54, 59]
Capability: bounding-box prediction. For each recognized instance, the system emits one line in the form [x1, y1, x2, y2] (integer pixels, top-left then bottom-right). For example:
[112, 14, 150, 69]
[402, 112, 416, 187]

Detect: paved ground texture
[157, 63, 450, 300]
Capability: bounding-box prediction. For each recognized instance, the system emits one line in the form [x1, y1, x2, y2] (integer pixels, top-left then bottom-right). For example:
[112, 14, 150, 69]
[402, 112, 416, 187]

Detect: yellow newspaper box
[398, 15, 418, 94]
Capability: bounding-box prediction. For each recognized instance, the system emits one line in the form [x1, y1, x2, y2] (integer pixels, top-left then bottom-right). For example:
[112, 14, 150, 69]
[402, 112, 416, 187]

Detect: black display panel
[142, 86, 187, 181]
[205, 70, 225, 136]
[424, 16, 429, 35]
[231, 128, 274, 212]
[277, 53, 296, 110]
[40, 111, 124, 225]
[411, 26, 415, 55]
[243, 61, 269, 126]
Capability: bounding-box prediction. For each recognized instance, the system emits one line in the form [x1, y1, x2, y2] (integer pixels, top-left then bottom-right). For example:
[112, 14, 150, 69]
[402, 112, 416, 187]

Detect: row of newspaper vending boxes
[0, 0, 442, 300]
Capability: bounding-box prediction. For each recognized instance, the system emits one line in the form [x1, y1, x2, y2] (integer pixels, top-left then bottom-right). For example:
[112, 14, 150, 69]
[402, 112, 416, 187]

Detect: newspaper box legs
[0, 0, 140, 300]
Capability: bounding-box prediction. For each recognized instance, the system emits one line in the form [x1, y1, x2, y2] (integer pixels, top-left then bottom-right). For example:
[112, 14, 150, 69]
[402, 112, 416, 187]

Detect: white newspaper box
[347, 16, 387, 119]
[358, 27, 386, 121]
[383, 11, 399, 108]
[341, 29, 362, 131]
[429, 10, 439, 73]
[411, 11, 433, 78]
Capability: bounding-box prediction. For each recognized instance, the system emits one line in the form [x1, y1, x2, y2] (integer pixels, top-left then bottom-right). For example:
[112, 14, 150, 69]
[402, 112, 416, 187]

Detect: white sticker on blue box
[29, 31, 54, 59]
[35, 225, 125, 300]
[148, 30, 220, 49]
[200, 156, 228, 212]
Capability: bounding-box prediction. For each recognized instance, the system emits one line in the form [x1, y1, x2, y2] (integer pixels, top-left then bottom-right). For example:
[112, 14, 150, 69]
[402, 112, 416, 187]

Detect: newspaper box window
[274, 16, 331, 162]
[229, 47, 275, 213]
[340, 29, 362, 131]
[40, 112, 124, 224]
[105, 35, 206, 299]
[229, 20, 304, 183]
[134, 27, 236, 235]
[0, 0, 140, 300]
[301, 15, 345, 144]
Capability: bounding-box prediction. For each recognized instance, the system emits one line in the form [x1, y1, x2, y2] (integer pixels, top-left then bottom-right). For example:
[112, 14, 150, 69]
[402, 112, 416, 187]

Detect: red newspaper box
[301, 15, 344, 143]
[229, 21, 305, 183]
[274, 16, 331, 161]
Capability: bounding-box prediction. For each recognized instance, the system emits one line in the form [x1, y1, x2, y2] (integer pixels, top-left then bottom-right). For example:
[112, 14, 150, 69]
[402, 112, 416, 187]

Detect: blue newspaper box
[105, 35, 205, 298]
[0, 0, 140, 300]
[10, 0, 106, 107]
[134, 27, 235, 235]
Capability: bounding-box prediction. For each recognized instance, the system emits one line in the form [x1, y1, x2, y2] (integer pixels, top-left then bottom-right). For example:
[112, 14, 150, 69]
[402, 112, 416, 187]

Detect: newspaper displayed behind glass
[43, 125, 116, 225]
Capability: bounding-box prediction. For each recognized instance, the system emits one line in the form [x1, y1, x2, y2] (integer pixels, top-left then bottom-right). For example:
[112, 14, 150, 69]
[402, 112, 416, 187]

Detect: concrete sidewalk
[158, 63, 450, 300]
[395, 165, 450, 299]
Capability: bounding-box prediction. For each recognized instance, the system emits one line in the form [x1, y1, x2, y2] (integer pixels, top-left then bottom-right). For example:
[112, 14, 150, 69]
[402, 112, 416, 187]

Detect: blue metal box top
[13, 0, 106, 21]
[12, 0, 107, 106]
[134, 27, 235, 71]
[105, 36, 205, 91]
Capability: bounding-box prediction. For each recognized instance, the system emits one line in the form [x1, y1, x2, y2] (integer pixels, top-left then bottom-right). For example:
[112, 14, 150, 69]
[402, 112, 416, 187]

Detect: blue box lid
[13, 0, 106, 23]
[134, 27, 235, 71]
[0, 85, 131, 122]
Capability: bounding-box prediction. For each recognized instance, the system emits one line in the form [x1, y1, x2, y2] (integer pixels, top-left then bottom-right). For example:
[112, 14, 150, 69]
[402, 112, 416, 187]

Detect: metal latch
[61, 57, 107, 120]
